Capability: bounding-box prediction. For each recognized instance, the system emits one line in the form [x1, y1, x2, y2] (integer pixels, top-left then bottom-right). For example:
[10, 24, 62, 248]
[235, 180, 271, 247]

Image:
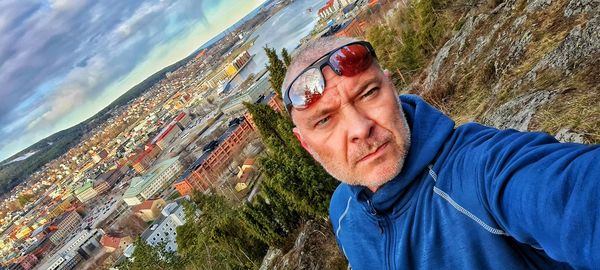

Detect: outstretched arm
[458, 124, 600, 268]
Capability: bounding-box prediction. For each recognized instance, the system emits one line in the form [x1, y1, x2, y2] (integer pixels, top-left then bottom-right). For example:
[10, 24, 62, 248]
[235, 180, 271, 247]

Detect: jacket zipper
[384, 215, 395, 270]
[367, 200, 395, 269]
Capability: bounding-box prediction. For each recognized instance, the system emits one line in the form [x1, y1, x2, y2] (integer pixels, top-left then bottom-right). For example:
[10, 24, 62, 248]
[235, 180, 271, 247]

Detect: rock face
[417, 0, 600, 141]
[482, 90, 557, 130]
[259, 220, 347, 270]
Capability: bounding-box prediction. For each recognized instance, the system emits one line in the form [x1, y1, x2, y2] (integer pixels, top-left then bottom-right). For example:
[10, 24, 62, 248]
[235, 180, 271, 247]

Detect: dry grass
[529, 60, 600, 143]
[530, 88, 600, 143]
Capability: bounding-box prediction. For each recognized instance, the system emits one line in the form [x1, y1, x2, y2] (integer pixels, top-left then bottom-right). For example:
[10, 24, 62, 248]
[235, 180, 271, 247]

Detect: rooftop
[123, 156, 180, 198]
[132, 199, 160, 212]
[100, 235, 120, 249]
[74, 180, 94, 195]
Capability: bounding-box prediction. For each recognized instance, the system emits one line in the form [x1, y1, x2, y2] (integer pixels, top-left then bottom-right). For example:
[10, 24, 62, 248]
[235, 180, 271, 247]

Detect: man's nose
[344, 105, 374, 143]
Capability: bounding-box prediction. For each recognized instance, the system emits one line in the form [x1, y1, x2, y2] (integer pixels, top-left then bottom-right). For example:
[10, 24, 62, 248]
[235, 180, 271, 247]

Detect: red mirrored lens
[329, 44, 372, 76]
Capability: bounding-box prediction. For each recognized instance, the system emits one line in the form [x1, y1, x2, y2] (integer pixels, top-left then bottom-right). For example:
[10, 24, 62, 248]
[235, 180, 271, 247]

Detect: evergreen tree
[176, 193, 267, 269]
[244, 102, 338, 218]
[281, 48, 292, 67]
[264, 47, 287, 96]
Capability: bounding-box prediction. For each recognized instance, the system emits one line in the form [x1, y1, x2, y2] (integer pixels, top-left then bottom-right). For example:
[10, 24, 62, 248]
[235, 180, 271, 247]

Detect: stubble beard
[308, 108, 411, 189]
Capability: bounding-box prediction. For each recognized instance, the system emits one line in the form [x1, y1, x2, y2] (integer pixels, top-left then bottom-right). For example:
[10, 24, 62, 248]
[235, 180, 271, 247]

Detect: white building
[37, 229, 104, 270]
[140, 201, 186, 252]
[123, 157, 183, 206]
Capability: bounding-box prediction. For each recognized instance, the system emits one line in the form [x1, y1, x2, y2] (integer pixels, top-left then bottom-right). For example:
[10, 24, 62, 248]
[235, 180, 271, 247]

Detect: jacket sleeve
[454, 123, 600, 268]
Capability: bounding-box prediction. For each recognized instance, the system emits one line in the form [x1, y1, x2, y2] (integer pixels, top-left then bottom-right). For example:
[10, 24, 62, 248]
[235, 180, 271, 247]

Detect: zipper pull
[366, 199, 378, 216]
[366, 200, 383, 233]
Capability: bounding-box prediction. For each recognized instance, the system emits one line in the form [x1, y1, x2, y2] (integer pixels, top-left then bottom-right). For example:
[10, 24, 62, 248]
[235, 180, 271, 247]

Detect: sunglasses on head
[283, 41, 377, 113]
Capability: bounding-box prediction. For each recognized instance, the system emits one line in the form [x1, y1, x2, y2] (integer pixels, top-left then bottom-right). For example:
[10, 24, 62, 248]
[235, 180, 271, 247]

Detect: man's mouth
[357, 141, 389, 163]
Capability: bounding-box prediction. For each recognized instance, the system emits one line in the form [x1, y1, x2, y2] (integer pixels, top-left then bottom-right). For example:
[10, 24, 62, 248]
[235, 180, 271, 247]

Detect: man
[282, 36, 600, 269]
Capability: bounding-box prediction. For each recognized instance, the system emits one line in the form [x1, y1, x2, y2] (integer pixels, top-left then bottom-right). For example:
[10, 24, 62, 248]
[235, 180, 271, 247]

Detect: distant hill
[0, 52, 197, 195]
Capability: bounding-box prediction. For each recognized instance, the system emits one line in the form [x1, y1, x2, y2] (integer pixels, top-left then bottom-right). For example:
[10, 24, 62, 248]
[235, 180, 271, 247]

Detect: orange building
[335, 19, 367, 38]
[174, 93, 282, 195]
[100, 235, 133, 253]
[174, 117, 255, 195]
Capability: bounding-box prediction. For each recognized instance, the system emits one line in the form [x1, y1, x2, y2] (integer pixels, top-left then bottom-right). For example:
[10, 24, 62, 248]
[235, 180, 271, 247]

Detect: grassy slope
[412, 0, 599, 142]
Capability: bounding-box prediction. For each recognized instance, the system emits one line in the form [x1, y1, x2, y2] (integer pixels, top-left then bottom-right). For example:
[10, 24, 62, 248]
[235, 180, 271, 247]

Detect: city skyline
[0, 0, 266, 162]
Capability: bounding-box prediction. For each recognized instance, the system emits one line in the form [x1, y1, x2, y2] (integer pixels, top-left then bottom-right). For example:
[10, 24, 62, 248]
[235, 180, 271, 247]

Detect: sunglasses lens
[289, 67, 324, 108]
[329, 43, 372, 76]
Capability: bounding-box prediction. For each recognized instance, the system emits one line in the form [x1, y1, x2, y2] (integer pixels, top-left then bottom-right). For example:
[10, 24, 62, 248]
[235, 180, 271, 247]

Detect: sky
[0, 0, 266, 162]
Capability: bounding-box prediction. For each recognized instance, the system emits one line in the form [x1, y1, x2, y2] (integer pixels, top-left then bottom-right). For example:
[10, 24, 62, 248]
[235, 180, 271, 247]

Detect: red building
[174, 117, 254, 195]
[174, 93, 282, 195]
[18, 254, 38, 270]
[131, 145, 161, 174]
[335, 19, 367, 38]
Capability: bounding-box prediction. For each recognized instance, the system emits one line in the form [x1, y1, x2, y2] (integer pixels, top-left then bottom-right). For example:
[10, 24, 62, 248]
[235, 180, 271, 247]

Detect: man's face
[292, 63, 410, 191]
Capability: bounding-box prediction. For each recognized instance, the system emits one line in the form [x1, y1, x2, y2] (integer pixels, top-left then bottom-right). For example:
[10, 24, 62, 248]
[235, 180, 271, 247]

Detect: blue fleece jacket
[329, 95, 600, 270]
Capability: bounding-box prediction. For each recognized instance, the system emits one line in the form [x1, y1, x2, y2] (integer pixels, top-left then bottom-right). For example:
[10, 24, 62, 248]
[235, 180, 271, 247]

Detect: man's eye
[362, 87, 379, 99]
[315, 117, 330, 127]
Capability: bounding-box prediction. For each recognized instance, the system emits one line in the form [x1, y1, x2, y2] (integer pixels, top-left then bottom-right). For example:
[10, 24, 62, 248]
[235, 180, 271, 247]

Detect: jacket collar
[346, 95, 455, 214]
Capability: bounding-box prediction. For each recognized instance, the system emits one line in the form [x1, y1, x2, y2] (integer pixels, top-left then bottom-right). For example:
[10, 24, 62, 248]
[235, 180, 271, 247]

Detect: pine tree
[264, 47, 287, 96]
[176, 193, 267, 269]
[244, 102, 338, 218]
[281, 48, 292, 67]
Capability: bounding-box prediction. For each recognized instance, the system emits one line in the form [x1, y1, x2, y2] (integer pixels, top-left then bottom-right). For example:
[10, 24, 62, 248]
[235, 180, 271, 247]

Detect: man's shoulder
[329, 183, 354, 221]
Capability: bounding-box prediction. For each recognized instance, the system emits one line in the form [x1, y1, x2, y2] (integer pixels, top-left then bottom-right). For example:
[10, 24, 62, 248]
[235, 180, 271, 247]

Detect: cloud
[0, 0, 221, 160]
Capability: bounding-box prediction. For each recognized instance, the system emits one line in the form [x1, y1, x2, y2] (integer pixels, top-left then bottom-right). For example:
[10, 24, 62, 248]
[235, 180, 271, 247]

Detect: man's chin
[339, 167, 402, 190]
[342, 159, 404, 191]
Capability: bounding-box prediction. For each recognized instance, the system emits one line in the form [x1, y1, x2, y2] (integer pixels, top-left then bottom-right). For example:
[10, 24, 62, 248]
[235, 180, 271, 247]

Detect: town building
[73, 181, 97, 204]
[91, 149, 108, 163]
[140, 201, 185, 252]
[39, 229, 103, 270]
[237, 158, 255, 179]
[49, 211, 82, 246]
[318, 0, 336, 19]
[335, 19, 367, 38]
[123, 157, 183, 206]
[131, 145, 162, 174]
[175, 112, 192, 129]
[132, 199, 167, 222]
[222, 72, 271, 115]
[95, 166, 128, 187]
[152, 121, 184, 151]
[100, 235, 133, 253]
[47, 196, 74, 220]
[93, 180, 110, 195]
[174, 116, 254, 195]
[18, 253, 38, 270]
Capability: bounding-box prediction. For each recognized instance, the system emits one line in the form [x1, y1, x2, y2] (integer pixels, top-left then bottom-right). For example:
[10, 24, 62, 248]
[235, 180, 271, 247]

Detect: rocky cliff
[416, 0, 599, 143]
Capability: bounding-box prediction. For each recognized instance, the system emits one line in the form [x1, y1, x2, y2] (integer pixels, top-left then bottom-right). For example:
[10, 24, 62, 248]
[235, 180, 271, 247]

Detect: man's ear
[383, 69, 392, 78]
[293, 127, 310, 152]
